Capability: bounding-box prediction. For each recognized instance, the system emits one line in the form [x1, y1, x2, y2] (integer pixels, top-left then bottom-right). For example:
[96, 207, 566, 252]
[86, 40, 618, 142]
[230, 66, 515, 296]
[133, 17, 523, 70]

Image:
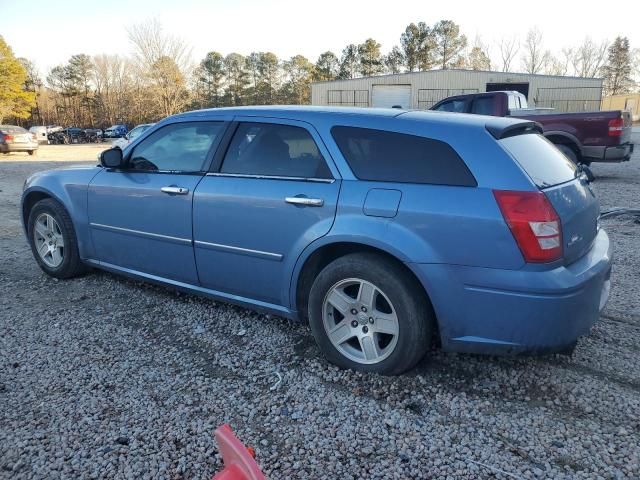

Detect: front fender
[22, 166, 102, 259]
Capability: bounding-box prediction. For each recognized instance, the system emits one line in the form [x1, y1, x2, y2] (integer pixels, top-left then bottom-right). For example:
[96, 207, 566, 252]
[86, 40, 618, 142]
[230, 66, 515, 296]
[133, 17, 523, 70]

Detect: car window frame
[208, 117, 338, 183]
[433, 98, 468, 113]
[122, 120, 230, 175]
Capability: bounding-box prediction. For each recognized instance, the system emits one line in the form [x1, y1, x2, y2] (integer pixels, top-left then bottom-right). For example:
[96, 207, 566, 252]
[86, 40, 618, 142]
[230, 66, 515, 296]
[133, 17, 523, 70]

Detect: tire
[27, 198, 88, 279]
[555, 144, 579, 165]
[28, 150, 35, 156]
[308, 253, 433, 375]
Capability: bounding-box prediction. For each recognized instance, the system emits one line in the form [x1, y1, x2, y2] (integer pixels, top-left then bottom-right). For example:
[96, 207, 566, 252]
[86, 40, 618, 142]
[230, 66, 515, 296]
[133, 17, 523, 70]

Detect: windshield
[499, 134, 577, 188]
[129, 125, 151, 140]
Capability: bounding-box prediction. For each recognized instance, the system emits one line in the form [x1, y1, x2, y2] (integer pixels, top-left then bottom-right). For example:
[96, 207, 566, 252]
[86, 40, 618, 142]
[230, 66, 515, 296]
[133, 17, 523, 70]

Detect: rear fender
[288, 214, 440, 310]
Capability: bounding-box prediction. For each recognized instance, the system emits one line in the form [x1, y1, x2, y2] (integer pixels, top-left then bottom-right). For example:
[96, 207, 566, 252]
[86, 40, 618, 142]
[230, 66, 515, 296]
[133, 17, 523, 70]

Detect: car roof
[175, 104, 532, 133]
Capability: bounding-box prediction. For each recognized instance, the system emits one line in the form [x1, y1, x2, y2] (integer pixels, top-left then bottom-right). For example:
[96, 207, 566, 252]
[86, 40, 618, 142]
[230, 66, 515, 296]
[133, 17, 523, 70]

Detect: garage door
[371, 85, 411, 109]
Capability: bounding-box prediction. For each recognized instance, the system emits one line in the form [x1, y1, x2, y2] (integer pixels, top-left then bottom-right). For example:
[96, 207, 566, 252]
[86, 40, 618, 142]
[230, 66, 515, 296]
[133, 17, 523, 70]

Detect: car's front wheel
[27, 198, 87, 279]
[308, 253, 433, 375]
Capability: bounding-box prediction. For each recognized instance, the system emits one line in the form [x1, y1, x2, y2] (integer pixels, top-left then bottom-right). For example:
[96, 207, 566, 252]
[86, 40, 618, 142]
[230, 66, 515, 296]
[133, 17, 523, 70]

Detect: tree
[571, 38, 609, 77]
[383, 46, 405, 74]
[282, 55, 314, 104]
[67, 54, 95, 125]
[195, 51, 225, 108]
[0, 36, 36, 123]
[400, 22, 434, 71]
[128, 19, 191, 115]
[224, 53, 248, 105]
[467, 38, 491, 71]
[150, 56, 188, 117]
[521, 28, 550, 74]
[19, 58, 42, 124]
[545, 52, 571, 76]
[432, 20, 467, 69]
[314, 51, 339, 81]
[338, 44, 359, 79]
[602, 36, 633, 95]
[497, 36, 519, 72]
[256, 52, 280, 104]
[358, 38, 384, 76]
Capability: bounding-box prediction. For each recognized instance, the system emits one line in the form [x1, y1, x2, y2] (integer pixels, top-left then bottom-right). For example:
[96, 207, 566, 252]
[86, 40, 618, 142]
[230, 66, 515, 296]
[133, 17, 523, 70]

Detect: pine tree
[433, 20, 467, 69]
[358, 38, 384, 77]
[602, 37, 633, 95]
[314, 51, 339, 81]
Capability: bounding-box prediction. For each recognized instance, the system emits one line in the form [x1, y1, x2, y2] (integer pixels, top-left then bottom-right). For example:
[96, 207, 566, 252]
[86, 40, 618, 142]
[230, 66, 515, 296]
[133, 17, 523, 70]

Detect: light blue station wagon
[22, 106, 611, 374]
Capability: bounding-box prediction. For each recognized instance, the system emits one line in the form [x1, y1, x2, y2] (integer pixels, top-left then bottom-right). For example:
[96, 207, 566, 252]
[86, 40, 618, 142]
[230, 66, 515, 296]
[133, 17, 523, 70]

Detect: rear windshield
[331, 126, 476, 186]
[0, 126, 27, 134]
[499, 134, 577, 188]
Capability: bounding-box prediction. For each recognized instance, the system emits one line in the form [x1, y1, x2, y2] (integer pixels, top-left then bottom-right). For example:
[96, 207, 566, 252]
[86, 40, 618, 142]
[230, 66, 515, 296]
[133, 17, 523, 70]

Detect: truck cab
[431, 91, 634, 165]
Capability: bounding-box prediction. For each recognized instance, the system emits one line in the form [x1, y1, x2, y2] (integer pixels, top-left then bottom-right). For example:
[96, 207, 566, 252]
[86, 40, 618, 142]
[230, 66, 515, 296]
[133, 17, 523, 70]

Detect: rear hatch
[499, 133, 599, 265]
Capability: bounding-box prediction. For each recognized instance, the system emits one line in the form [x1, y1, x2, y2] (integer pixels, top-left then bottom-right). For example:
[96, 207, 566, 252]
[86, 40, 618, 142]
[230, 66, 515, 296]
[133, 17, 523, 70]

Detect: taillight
[4, 134, 13, 143]
[608, 117, 624, 136]
[493, 190, 563, 263]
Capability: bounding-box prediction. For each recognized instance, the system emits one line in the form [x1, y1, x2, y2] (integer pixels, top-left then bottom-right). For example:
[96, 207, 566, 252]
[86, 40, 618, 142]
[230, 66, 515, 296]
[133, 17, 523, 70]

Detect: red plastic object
[212, 424, 266, 480]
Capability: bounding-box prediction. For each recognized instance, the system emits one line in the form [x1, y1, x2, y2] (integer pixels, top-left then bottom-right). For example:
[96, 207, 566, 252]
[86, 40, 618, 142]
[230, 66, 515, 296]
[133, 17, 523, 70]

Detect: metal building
[311, 69, 604, 113]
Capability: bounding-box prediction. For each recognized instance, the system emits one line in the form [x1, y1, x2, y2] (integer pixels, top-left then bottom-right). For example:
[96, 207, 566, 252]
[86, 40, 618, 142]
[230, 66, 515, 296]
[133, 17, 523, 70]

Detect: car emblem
[567, 234, 581, 247]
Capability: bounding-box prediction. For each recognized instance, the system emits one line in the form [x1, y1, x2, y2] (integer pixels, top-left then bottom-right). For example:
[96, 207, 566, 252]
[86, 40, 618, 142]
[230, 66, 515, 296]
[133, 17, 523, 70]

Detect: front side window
[221, 122, 332, 179]
[128, 122, 224, 172]
[331, 126, 476, 186]
[434, 100, 466, 113]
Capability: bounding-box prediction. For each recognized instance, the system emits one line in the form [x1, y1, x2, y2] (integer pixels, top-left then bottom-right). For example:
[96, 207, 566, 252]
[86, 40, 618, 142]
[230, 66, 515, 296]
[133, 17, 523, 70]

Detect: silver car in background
[1, 125, 38, 155]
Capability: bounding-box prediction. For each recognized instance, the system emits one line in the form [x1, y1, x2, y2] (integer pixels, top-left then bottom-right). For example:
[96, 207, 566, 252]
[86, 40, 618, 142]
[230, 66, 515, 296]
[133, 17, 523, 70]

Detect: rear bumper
[583, 142, 634, 162]
[408, 229, 612, 355]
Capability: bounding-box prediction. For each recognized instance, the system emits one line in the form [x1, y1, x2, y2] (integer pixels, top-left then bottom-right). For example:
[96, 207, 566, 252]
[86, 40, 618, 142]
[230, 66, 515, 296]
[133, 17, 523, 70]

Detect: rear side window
[471, 97, 494, 115]
[500, 134, 577, 188]
[331, 126, 476, 186]
[434, 100, 466, 113]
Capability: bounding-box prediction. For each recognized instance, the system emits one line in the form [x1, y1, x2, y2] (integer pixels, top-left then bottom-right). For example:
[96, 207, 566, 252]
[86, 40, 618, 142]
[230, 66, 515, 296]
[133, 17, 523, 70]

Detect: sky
[1, 0, 638, 75]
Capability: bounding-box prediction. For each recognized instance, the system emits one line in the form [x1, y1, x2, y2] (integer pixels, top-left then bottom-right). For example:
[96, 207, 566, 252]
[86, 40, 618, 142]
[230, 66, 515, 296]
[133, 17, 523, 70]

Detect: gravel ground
[1, 137, 639, 479]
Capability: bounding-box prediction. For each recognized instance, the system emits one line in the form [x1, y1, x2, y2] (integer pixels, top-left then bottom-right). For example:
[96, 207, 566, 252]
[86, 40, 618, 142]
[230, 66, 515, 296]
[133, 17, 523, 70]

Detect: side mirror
[100, 147, 124, 168]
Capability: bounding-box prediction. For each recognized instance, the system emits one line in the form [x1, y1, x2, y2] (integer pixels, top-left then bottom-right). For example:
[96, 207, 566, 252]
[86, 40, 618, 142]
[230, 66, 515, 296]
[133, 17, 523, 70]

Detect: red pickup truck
[431, 91, 634, 165]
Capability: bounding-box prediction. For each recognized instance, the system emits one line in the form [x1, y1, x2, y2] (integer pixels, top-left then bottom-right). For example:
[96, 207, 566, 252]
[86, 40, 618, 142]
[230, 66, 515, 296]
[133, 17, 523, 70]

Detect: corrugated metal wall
[311, 70, 604, 112]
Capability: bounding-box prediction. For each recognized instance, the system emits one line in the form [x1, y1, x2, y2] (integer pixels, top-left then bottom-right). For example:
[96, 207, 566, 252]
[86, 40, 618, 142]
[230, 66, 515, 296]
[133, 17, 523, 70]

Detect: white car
[112, 123, 154, 149]
[29, 126, 49, 144]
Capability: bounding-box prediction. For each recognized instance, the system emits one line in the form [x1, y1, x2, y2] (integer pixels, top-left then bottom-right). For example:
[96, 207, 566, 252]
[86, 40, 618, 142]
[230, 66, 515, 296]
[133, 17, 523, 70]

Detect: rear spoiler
[485, 120, 543, 139]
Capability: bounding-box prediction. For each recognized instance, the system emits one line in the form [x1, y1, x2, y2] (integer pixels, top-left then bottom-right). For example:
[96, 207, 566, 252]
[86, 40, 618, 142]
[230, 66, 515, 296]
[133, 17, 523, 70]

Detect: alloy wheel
[322, 278, 399, 364]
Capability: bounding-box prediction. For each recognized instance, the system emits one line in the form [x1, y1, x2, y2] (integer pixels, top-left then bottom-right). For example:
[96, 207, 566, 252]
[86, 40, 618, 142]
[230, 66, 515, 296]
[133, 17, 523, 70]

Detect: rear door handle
[161, 186, 189, 195]
[285, 196, 324, 207]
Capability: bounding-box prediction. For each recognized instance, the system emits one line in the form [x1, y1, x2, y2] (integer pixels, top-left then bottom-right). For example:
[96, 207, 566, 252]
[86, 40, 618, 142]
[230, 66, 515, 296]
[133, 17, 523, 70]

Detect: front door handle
[285, 196, 324, 207]
[161, 186, 189, 195]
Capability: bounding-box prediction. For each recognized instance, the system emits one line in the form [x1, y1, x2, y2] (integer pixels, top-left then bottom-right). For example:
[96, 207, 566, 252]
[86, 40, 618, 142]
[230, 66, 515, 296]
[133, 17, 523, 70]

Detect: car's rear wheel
[28, 150, 35, 156]
[555, 144, 580, 165]
[308, 253, 433, 375]
[27, 198, 87, 279]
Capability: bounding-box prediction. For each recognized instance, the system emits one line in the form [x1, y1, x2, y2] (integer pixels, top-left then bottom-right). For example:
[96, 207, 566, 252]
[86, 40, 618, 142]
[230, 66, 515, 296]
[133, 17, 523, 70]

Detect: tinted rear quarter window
[499, 134, 576, 188]
[331, 126, 476, 186]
